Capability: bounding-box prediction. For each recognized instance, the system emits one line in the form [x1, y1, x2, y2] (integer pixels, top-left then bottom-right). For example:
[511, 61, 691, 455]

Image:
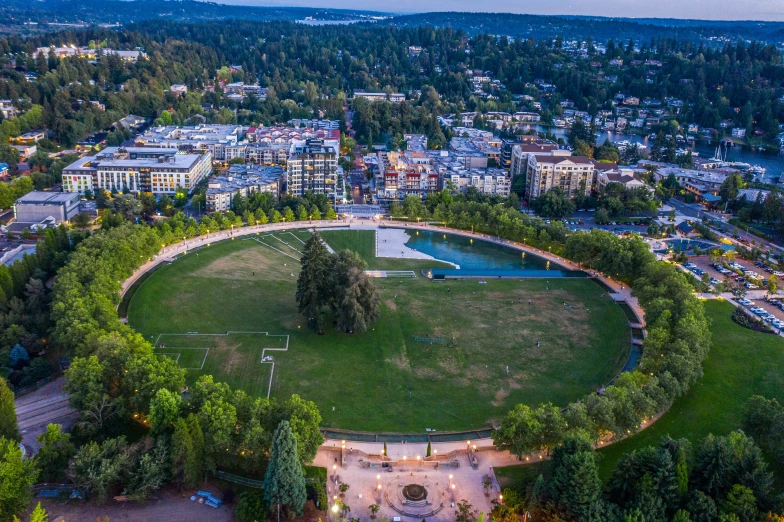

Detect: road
[349, 168, 366, 204]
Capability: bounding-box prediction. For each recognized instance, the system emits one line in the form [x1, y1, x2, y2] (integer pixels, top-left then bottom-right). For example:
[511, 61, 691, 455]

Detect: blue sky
[218, 0, 784, 21]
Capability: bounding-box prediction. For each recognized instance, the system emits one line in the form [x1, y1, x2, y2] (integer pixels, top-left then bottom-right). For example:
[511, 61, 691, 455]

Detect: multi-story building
[353, 91, 405, 103]
[445, 168, 511, 197]
[14, 191, 81, 224]
[509, 143, 566, 179]
[136, 125, 243, 162]
[525, 155, 595, 201]
[62, 147, 211, 195]
[206, 165, 283, 212]
[375, 150, 439, 203]
[0, 100, 17, 120]
[286, 139, 338, 198]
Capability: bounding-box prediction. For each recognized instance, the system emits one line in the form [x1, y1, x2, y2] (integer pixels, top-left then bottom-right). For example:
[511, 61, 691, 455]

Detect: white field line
[266, 233, 305, 252]
[152, 347, 209, 369]
[245, 236, 301, 260]
[155, 352, 181, 364]
[284, 231, 308, 245]
[153, 331, 290, 398]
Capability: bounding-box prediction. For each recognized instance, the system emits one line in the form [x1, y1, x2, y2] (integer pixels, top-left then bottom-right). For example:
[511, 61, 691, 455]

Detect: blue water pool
[403, 230, 552, 270]
[658, 238, 734, 253]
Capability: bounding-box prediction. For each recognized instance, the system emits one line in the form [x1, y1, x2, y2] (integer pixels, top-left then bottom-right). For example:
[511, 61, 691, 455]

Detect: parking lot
[688, 256, 784, 328]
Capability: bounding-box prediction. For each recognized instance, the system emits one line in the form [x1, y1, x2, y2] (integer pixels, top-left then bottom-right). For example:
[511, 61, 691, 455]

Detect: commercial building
[62, 147, 211, 195]
[206, 165, 283, 213]
[285, 139, 338, 198]
[136, 124, 242, 161]
[14, 191, 81, 223]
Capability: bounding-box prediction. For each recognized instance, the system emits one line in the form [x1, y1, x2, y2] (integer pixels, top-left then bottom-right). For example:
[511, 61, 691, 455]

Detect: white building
[136, 124, 243, 161]
[353, 91, 405, 103]
[62, 147, 211, 195]
[525, 155, 595, 201]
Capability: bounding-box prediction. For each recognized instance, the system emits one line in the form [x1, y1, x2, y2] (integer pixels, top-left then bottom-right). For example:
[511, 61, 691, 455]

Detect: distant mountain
[386, 12, 784, 44]
[0, 0, 389, 26]
[2, 1, 784, 45]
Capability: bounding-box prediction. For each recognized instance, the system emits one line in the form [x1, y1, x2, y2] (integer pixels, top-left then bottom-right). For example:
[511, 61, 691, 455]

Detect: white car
[745, 283, 760, 290]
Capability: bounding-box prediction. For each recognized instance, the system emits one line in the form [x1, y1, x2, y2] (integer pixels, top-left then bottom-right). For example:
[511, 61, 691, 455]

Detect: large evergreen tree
[263, 420, 307, 518]
[0, 378, 19, 443]
[331, 251, 380, 333]
[295, 233, 333, 332]
[548, 435, 601, 522]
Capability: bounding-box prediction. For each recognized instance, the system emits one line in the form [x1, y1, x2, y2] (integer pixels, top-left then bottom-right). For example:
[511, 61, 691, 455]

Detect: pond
[403, 230, 551, 270]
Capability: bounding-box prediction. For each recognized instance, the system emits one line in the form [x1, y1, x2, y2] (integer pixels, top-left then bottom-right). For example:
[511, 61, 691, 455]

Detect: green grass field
[128, 229, 631, 432]
[495, 299, 784, 486]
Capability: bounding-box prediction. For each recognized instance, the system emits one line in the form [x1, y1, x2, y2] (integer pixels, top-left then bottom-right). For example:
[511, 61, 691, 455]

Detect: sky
[216, 0, 784, 21]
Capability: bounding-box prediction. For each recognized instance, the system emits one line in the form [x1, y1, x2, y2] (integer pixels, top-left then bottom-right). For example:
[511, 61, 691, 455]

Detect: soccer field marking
[152, 346, 210, 370]
[264, 232, 305, 253]
[155, 352, 181, 364]
[153, 331, 290, 398]
[245, 236, 301, 261]
[283, 231, 308, 245]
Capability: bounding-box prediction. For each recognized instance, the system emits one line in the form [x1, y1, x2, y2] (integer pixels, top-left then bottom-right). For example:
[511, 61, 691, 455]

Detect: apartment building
[525, 155, 595, 201]
[206, 165, 282, 212]
[445, 168, 511, 197]
[286, 139, 338, 198]
[375, 150, 439, 203]
[509, 143, 567, 179]
[62, 147, 211, 195]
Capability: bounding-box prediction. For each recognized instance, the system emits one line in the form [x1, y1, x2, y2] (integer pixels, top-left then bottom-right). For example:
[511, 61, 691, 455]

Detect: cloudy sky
[219, 0, 784, 21]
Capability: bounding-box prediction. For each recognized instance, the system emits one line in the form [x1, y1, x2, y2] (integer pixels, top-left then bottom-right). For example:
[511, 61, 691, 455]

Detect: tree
[455, 500, 477, 522]
[332, 250, 380, 333]
[236, 491, 267, 522]
[36, 424, 75, 482]
[0, 437, 39, 519]
[531, 187, 575, 219]
[185, 414, 205, 487]
[149, 388, 181, 435]
[69, 437, 130, 504]
[124, 438, 169, 502]
[15, 502, 49, 522]
[767, 275, 778, 294]
[295, 233, 333, 332]
[720, 174, 744, 204]
[493, 404, 543, 459]
[171, 417, 193, 489]
[0, 378, 19, 443]
[548, 435, 601, 521]
[263, 420, 307, 517]
[369, 503, 380, 519]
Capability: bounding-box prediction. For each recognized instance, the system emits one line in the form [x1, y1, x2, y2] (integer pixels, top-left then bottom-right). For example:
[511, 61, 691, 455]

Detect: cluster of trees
[0, 177, 33, 211]
[742, 395, 784, 472]
[390, 191, 570, 252]
[493, 430, 778, 522]
[496, 229, 710, 457]
[2, 14, 778, 157]
[37, 219, 324, 510]
[1, 226, 88, 390]
[296, 234, 380, 333]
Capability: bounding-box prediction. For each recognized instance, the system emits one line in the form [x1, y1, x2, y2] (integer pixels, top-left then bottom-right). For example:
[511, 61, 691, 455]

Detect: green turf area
[597, 299, 784, 479]
[128, 229, 631, 432]
[319, 229, 453, 271]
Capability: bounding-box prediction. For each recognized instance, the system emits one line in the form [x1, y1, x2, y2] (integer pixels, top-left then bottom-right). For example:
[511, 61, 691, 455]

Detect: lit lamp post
[416, 455, 420, 469]
[449, 474, 453, 489]
[332, 464, 337, 485]
[331, 503, 339, 521]
[403, 455, 407, 471]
